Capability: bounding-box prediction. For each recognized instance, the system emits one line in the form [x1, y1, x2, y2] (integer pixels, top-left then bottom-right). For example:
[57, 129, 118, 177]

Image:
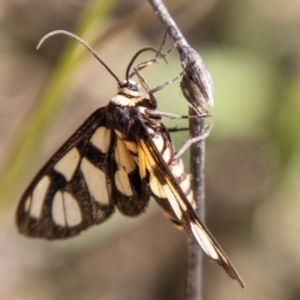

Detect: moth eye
[127, 79, 139, 91]
[129, 83, 138, 91]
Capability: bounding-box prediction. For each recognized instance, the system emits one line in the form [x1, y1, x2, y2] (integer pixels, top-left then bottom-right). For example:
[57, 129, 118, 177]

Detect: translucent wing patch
[16, 108, 115, 239]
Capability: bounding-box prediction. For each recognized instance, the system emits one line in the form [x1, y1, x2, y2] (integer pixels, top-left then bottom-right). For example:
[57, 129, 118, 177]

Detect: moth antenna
[37, 30, 123, 86]
[125, 47, 167, 82]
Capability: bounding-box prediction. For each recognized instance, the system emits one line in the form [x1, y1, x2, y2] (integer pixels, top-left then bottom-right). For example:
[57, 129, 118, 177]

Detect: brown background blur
[1, 0, 300, 299]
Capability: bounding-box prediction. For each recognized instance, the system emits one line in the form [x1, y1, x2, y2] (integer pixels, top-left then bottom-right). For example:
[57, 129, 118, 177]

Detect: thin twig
[148, 0, 247, 291]
[148, 0, 214, 115]
[148, 1, 212, 300]
[187, 111, 206, 300]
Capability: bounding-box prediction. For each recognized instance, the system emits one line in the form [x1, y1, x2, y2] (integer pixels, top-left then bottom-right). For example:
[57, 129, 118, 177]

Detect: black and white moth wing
[136, 121, 245, 288]
[16, 108, 116, 239]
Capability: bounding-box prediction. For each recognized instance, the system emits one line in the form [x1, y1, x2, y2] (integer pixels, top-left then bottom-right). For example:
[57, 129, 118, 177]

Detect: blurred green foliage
[1, 0, 300, 299]
[0, 0, 115, 210]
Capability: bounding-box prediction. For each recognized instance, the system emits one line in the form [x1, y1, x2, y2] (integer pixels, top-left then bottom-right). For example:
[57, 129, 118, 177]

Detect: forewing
[16, 108, 115, 239]
[136, 122, 245, 288]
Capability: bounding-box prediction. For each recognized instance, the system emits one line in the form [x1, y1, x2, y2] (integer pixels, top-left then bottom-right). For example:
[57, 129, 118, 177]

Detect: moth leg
[133, 67, 208, 117]
[130, 38, 177, 79]
[133, 66, 159, 108]
[133, 66, 182, 114]
[167, 127, 188, 133]
[157, 30, 169, 54]
[145, 109, 210, 120]
[174, 123, 213, 160]
[150, 71, 183, 94]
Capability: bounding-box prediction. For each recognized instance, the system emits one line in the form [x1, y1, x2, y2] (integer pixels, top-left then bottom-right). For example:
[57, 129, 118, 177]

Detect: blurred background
[1, 0, 300, 299]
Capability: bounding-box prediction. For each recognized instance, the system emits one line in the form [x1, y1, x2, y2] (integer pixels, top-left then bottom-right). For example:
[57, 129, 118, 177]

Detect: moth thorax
[110, 80, 142, 107]
[111, 94, 141, 107]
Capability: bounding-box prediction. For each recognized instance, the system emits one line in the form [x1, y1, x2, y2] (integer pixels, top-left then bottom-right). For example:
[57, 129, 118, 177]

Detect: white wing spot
[54, 148, 80, 181]
[167, 178, 187, 210]
[24, 196, 31, 213]
[152, 134, 165, 152]
[115, 138, 136, 173]
[162, 147, 172, 163]
[190, 222, 218, 259]
[90, 127, 111, 153]
[115, 168, 133, 196]
[81, 158, 110, 205]
[52, 191, 66, 227]
[162, 184, 182, 219]
[149, 176, 166, 198]
[30, 176, 50, 219]
[52, 191, 82, 227]
[64, 192, 82, 227]
[147, 127, 155, 135]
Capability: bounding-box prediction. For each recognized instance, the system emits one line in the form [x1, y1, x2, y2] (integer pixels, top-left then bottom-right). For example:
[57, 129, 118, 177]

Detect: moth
[16, 30, 245, 288]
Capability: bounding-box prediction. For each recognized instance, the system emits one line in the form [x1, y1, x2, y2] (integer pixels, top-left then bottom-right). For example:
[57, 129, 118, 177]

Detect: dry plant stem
[187, 110, 205, 300]
[148, 0, 189, 49]
[149, 0, 214, 115]
[148, 1, 206, 299]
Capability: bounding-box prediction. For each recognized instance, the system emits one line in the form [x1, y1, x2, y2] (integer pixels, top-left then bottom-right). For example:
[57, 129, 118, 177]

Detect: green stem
[0, 0, 115, 210]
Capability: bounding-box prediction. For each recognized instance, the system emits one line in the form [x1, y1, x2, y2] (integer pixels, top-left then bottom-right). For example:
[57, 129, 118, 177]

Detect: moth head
[111, 80, 144, 107]
[117, 80, 141, 97]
